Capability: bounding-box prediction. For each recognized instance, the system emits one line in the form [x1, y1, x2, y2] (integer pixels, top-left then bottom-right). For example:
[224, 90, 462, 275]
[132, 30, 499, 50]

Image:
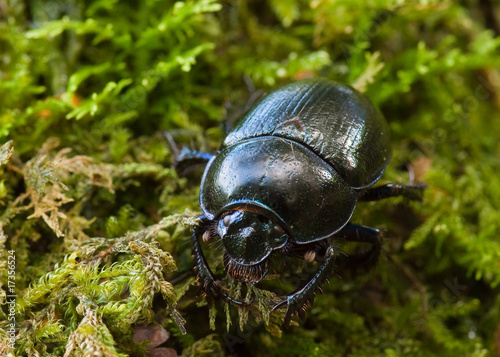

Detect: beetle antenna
[209, 237, 224, 251]
[162, 131, 180, 158]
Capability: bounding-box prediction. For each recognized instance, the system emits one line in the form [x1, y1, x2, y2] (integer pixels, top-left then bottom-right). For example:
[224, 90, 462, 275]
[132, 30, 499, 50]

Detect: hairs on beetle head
[223, 253, 269, 284]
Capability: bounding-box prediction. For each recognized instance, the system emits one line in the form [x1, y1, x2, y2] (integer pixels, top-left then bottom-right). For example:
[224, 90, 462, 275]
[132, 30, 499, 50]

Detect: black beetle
[182, 78, 423, 324]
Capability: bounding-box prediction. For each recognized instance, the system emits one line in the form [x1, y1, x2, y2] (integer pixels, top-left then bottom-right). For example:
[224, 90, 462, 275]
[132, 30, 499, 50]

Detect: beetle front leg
[356, 183, 426, 202]
[272, 224, 382, 324]
[271, 246, 337, 325]
[192, 218, 220, 303]
[193, 216, 248, 306]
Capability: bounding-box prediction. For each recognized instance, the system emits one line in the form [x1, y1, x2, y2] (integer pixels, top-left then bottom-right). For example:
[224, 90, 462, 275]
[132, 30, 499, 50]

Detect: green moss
[1, 0, 500, 356]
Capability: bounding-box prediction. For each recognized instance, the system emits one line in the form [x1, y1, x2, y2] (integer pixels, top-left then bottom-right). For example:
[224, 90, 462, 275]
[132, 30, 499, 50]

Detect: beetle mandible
[182, 79, 424, 324]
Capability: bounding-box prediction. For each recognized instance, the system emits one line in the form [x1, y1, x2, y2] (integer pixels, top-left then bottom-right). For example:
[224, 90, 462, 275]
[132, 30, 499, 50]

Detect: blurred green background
[1, 0, 500, 356]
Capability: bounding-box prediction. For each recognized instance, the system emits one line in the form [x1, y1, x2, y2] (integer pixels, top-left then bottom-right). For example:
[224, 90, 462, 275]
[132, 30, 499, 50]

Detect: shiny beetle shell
[200, 79, 391, 243]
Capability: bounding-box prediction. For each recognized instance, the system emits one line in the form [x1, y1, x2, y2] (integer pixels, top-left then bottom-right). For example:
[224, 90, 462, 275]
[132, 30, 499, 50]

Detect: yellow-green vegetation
[1, 0, 500, 356]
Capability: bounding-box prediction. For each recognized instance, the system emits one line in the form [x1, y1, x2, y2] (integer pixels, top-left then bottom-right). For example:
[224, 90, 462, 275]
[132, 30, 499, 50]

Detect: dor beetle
[181, 78, 423, 324]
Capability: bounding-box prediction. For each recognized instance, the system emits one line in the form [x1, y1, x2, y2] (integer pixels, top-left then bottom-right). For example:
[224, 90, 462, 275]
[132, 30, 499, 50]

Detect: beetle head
[217, 210, 288, 283]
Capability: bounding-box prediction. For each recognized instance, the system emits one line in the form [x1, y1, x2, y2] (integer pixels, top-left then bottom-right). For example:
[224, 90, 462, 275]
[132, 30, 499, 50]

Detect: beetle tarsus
[357, 183, 426, 202]
[175, 147, 214, 177]
[200, 278, 253, 306]
[270, 298, 288, 314]
[224, 293, 254, 306]
[272, 247, 337, 325]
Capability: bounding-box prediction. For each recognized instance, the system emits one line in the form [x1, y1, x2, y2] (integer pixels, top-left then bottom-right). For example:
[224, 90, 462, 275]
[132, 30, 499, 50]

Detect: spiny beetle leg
[272, 224, 383, 324]
[192, 217, 219, 303]
[356, 183, 426, 202]
[271, 247, 336, 325]
[192, 216, 251, 306]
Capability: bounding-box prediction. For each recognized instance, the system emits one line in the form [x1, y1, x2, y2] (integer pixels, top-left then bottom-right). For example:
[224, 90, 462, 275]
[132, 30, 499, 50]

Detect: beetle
[181, 78, 424, 324]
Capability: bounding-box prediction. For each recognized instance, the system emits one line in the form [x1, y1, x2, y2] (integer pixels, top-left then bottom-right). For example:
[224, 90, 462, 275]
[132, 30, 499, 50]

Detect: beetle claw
[270, 299, 288, 314]
[223, 293, 254, 306]
[203, 278, 253, 306]
[270, 294, 308, 325]
[287, 296, 309, 325]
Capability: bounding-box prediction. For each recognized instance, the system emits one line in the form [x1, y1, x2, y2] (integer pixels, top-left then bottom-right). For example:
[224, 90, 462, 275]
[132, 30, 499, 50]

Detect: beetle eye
[222, 214, 232, 227]
[271, 225, 288, 248]
[274, 225, 285, 237]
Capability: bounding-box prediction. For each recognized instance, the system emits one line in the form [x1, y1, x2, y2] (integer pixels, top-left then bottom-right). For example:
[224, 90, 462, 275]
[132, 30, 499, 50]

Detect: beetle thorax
[216, 210, 288, 284]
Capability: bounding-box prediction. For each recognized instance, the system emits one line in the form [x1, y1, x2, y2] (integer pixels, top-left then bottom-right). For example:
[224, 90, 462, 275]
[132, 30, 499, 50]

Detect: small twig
[386, 253, 428, 316]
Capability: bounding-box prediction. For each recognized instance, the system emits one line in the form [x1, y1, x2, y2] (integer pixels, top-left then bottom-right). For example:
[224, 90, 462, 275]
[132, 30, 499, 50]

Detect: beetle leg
[192, 216, 250, 306]
[271, 246, 337, 325]
[356, 183, 426, 202]
[335, 223, 382, 269]
[175, 147, 214, 176]
[272, 224, 382, 324]
[192, 220, 219, 303]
